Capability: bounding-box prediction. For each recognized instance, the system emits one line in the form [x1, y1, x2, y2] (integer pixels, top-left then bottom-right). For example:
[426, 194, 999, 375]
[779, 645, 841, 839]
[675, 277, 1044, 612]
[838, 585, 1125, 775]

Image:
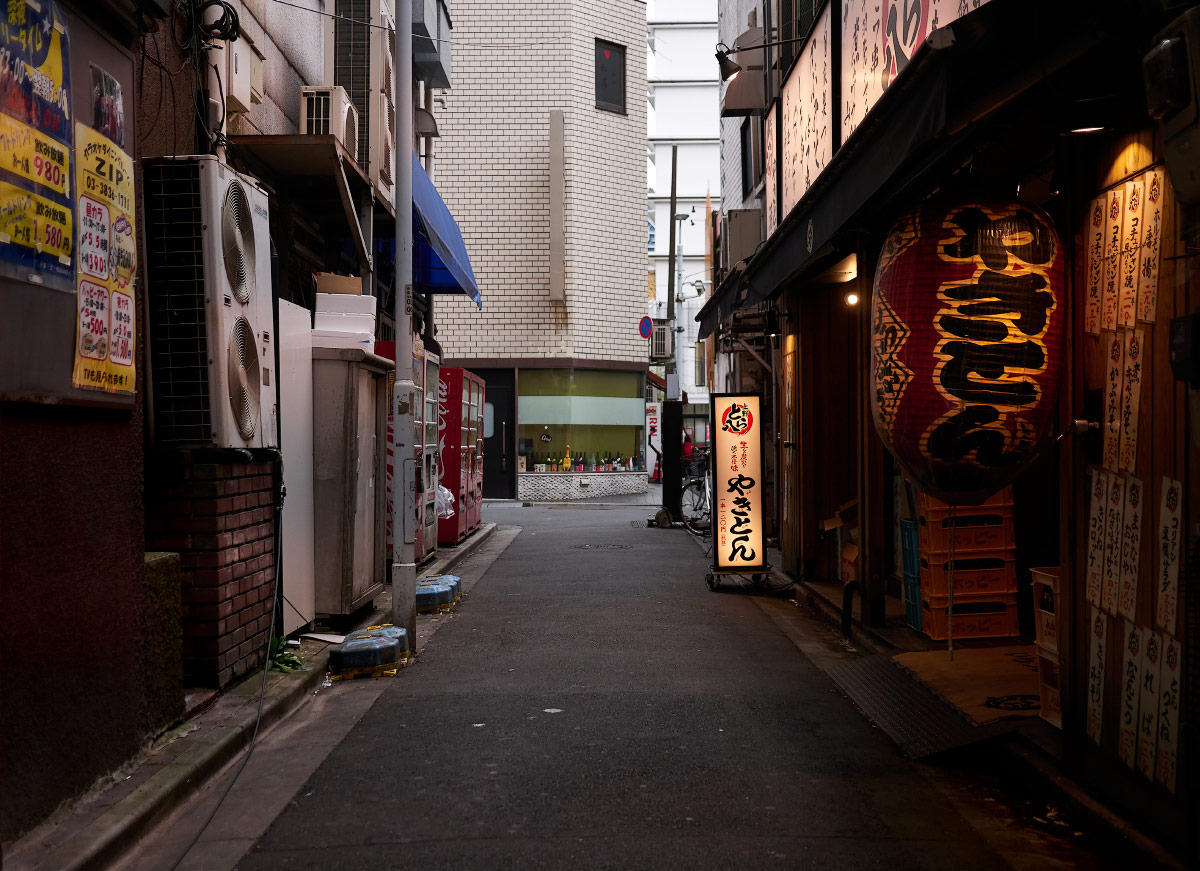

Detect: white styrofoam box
[314, 310, 376, 334]
[311, 329, 374, 353]
[316, 292, 377, 315]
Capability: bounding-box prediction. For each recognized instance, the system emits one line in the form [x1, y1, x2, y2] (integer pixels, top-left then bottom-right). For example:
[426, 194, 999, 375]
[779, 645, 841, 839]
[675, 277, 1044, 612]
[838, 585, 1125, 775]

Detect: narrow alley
[108, 502, 1120, 871]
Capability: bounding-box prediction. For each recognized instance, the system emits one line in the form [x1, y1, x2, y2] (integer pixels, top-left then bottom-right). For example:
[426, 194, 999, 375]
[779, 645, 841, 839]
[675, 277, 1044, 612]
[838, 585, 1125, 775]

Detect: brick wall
[145, 452, 278, 689]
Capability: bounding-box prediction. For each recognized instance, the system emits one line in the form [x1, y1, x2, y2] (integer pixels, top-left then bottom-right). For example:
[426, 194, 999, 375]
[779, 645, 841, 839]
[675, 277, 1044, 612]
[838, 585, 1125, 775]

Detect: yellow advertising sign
[712, 394, 766, 571]
[0, 114, 70, 195]
[0, 179, 71, 259]
[72, 123, 137, 394]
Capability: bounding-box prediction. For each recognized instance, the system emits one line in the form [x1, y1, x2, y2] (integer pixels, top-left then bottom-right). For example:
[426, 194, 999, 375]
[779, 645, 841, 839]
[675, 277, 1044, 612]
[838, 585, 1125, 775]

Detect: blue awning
[411, 153, 481, 308]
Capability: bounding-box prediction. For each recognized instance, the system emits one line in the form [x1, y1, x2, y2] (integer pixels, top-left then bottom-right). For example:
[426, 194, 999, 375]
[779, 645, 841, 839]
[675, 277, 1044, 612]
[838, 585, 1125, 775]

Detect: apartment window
[694, 342, 707, 387]
[779, 0, 819, 79]
[595, 40, 626, 113]
[740, 116, 766, 200]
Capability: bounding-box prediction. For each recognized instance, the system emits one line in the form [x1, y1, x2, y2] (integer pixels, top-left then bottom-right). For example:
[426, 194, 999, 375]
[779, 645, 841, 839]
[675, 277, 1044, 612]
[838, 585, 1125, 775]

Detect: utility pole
[392, 0, 417, 649]
[662, 145, 682, 521]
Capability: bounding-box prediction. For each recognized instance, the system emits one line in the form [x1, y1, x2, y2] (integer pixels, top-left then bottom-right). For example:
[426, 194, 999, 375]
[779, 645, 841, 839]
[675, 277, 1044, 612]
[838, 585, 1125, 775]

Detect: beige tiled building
[432, 0, 649, 498]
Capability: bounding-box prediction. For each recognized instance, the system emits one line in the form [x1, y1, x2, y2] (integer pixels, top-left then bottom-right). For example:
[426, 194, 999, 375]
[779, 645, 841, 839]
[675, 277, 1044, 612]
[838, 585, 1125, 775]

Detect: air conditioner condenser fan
[227, 316, 261, 441]
[222, 180, 256, 304]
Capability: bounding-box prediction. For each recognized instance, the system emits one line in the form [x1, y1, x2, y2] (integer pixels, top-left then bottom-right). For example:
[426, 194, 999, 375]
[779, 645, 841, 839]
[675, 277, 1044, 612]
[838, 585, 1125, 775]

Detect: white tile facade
[430, 0, 649, 364]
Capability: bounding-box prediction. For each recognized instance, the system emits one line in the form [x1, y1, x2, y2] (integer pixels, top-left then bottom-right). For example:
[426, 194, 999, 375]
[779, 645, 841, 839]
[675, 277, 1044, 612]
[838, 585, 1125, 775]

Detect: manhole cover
[570, 544, 633, 550]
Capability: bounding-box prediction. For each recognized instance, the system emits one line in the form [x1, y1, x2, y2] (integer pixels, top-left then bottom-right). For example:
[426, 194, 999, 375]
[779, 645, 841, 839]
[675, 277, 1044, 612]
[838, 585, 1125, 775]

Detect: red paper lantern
[870, 199, 1066, 505]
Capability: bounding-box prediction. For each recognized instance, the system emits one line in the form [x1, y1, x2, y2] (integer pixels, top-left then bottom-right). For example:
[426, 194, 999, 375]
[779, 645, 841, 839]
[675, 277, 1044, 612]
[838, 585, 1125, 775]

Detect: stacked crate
[917, 487, 1019, 640]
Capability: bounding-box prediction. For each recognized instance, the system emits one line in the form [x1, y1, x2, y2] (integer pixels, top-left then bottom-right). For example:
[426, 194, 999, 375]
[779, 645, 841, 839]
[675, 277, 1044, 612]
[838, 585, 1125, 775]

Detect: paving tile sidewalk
[5, 524, 497, 871]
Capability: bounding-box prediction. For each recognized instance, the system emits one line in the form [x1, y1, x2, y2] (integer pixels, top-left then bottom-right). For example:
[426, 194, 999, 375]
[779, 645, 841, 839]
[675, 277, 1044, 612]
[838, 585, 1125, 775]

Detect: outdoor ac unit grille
[651, 324, 671, 359]
[303, 90, 333, 135]
[144, 160, 212, 444]
[334, 0, 371, 170]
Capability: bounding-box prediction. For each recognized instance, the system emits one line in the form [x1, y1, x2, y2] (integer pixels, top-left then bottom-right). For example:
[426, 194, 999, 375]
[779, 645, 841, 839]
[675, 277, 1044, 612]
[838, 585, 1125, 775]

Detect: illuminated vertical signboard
[711, 394, 766, 572]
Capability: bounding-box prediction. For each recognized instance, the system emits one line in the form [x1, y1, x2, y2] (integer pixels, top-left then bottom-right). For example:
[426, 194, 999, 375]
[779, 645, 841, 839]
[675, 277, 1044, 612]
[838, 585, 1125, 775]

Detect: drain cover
[570, 544, 632, 550]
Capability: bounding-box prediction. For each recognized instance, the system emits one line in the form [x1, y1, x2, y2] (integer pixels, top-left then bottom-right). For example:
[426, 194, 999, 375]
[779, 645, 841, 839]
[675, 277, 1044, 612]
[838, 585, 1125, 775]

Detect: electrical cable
[195, 0, 241, 41]
[166, 453, 287, 871]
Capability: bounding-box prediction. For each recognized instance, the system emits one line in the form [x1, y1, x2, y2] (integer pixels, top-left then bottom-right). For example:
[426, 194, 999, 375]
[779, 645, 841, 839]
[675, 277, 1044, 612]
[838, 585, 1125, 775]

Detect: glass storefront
[517, 368, 647, 472]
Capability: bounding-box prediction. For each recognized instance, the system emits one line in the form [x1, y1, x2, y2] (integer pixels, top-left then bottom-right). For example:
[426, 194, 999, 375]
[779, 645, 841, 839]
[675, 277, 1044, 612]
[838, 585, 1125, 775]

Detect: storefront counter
[517, 471, 647, 501]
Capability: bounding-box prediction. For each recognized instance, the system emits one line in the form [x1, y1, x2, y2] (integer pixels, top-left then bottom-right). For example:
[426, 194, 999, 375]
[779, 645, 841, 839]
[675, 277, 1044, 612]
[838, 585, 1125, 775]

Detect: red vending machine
[467, 373, 485, 531]
[438, 368, 485, 544]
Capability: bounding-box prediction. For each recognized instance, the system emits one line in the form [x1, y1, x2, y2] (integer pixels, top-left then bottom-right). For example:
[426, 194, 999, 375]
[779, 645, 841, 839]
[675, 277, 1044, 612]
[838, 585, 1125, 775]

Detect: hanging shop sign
[71, 123, 136, 394]
[779, 4, 832, 218]
[0, 0, 73, 287]
[1086, 606, 1107, 745]
[1157, 635, 1181, 792]
[841, 0, 992, 142]
[1136, 629, 1163, 780]
[1155, 476, 1182, 635]
[711, 394, 766, 572]
[1118, 620, 1141, 769]
[870, 199, 1066, 504]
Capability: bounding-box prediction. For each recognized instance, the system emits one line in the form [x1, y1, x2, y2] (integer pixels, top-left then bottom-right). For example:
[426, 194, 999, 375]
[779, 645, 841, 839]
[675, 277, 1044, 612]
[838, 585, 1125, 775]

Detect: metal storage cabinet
[312, 347, 393, 617]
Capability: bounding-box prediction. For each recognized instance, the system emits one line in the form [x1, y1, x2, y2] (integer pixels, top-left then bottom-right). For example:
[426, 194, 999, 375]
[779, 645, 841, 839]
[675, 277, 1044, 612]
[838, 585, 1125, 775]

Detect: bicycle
[680, 449, 711, 535]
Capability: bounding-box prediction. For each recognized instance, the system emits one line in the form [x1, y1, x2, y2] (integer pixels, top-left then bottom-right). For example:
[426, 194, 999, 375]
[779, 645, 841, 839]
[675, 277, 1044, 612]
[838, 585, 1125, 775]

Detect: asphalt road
[220, 503, 1093, 870]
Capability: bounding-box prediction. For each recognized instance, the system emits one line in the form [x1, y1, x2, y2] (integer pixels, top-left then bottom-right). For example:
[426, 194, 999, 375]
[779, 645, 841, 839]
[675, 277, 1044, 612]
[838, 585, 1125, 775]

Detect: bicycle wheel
[681, 480, 710, 532]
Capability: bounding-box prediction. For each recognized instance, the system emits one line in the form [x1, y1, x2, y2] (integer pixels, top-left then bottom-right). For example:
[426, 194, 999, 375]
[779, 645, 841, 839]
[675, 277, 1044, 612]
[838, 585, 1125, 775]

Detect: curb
[28, 524, 498, 871]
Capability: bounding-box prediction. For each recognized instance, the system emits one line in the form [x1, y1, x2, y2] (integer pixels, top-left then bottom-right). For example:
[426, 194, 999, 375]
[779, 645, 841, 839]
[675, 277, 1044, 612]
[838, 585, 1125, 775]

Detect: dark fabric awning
[411, 153, 481, 308]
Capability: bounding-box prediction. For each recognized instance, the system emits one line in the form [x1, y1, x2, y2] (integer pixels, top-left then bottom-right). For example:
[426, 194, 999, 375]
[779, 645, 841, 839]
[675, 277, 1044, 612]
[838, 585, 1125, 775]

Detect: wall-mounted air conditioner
[373, 9, 397, 203]
[327, 0, 397, 204]
[143, 156, 278, 448]
[301, 85, 359, 158]
[651, 322, 673, 360]
[727, 207, 763, 269]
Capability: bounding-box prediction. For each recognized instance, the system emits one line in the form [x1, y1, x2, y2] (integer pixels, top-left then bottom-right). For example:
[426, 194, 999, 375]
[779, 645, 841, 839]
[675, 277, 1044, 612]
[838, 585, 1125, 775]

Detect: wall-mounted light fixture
[716, 43, 744, 82]
[715, 34, 809, 82]
[845, 292, 860, 306]
[1060, 96, 1119, 136]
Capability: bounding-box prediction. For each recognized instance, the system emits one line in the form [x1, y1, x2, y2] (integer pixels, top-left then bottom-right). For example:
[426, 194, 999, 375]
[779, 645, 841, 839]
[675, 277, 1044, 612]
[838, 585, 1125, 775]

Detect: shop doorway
[474, 368, 516, 499]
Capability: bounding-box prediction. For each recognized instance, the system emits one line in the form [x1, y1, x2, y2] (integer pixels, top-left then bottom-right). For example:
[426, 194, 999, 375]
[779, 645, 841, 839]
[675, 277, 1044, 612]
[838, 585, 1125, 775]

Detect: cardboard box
[824, 498, 860, 583]
[315, 272, 362, 295]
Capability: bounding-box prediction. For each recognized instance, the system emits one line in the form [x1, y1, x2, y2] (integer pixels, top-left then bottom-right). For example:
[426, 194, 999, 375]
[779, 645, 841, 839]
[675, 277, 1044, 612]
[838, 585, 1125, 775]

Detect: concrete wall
[432, 0, 648, 365]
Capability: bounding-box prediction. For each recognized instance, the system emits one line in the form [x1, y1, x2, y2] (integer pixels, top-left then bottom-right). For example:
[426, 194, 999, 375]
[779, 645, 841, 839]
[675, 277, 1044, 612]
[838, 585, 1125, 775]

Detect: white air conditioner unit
[300, 85, 359, 158]
[651, 322, 673, 360]
[328, 0, 397, 201]
[143, 156, 278, 448]
[373, 10, 397, 203]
